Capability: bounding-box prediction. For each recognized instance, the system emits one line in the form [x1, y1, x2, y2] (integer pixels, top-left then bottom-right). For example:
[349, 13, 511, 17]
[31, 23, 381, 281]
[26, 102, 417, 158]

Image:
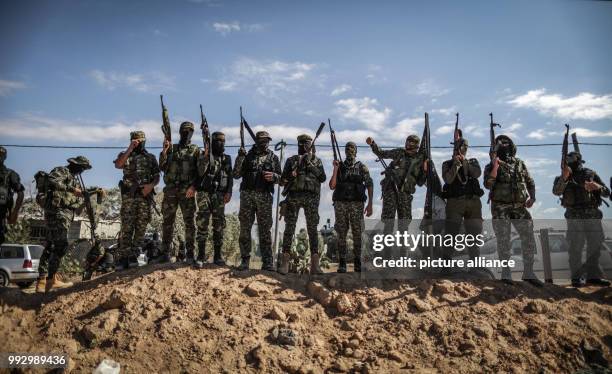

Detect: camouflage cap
[212, 132, 225, 141]
[345, 141, 357, 148]
[406, 135, 420, 143]
[297, 134, 312, 143]
[130, 131, 146, 140]
[180, 121, 195, 131]
[67, 155, 92, 170]
[255, 131, 272, 141]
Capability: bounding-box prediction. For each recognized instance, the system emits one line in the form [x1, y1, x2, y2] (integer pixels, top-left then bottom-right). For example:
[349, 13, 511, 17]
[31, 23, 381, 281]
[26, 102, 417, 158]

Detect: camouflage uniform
[195, 132, 233, 264]
[484, 136, 539, 281]
[0, 147, 25, 246]
[280, 134, 327, 256]
[115, 131, 160, 262]
[441, 139, 484, 260]
[332, 151, 373, 268]
[233, 131, 281, 269]
[39, 156, 91, 279]
[159, 122, 200, 260]
[553, 155, 610, 281]
[370, 136, 426, 234]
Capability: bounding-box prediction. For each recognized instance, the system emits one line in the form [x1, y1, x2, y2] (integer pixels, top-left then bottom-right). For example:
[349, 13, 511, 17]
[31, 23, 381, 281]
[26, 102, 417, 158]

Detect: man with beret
[37, 155, 92, 292]
[277, 134, 327, 274]
[114, 131, 160, 268]
[233, 131, 282, 271]
[195, 131, 233, 267]
[159, 121, 200, 263]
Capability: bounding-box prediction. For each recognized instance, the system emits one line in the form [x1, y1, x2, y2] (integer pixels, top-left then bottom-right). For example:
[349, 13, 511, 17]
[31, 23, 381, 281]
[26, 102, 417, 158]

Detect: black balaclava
[256, 138, 269, 153]
[179, 129, 193, 146]
[298, 140, 311, 155]
[566, 152, 583, 172]
[212, 139, 225, 156]
[0, 146, 6, 166]
[496, 135, 513, 161]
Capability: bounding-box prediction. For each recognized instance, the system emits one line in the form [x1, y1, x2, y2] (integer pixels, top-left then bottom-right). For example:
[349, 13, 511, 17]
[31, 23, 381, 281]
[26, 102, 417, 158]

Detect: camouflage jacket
[116, 149, 160, 191]
[46, 166, 81, 210]
[233, 147, 281, 194]
[159, 143, 200, 189]
[0, 165, 24, 209]
[370, 143, 426, 194]
[552, 167, 610, 208]
[281, 154, 326, 195]
[196, 152, 233, 194]
[484, 157, 535, 204]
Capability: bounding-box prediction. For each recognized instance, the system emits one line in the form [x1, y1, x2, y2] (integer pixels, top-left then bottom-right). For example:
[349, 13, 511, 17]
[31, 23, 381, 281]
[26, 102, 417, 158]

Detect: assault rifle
[281, 122, 326, 196]
[561, 124, 570, 170]
[570, 132, 609, 207]
[489, 112, 501, 161]
[452, 112, 461, 156]
[200, 105, 217, 190]
[571, 132, 581, 154]
[239, 106, 257, 144]
[160, 95, 171, 143]
[328, 118, 342, 163]
[80, 174, 103, 281]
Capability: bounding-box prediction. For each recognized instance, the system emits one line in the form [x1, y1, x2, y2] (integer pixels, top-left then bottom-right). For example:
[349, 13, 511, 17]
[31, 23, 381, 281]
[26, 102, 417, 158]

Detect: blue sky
[1, 0, 611, 221]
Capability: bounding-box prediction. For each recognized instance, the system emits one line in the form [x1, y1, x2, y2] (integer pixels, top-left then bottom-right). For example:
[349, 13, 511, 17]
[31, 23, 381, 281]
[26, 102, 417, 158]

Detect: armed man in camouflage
[328, 142, 373, 273]
[233, 131, 281, 271]
[277, 134, 327, 275]
[553, 151, 611, 287]
[114, 131, 160, 269]
[366, 135, 427, 236]
[159, 121, 200, 263]
[442, 137, 484, 261]
[0, 147, 24, 247]
[195, 132, 233, 268]
[484, 135, 543, 286]
[36, 156, 91, 292]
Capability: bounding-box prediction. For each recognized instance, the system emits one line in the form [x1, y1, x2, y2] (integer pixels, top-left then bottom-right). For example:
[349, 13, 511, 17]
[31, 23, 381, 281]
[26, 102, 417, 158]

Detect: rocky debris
[334, 294, 353, 315]
[244, 281, 269, 297]
[102, 289, 129, 310]
[525, 300, 549, 314]
[434, 280, 455, 294]
[409, 297, 431, 312]
[269, 326, 298, 347]
[307, 281, 332, 307]
[268, 306, 287, 321]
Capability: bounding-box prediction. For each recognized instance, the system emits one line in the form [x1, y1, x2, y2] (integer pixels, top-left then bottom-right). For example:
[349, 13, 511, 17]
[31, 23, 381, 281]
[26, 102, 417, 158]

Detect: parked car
[0, 243, 44, 288]
[477, 229, 612, 282]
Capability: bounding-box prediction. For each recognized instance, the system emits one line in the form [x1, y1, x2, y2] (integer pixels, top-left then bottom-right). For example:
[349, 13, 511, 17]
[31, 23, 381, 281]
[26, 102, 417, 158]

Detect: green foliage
[4, 218, 34, 244]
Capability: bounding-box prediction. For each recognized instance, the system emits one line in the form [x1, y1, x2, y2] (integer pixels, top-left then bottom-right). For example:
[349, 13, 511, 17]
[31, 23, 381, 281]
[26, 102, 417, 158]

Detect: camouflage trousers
[0, 208, 6, 246]
[381, 187, 413, 234]
[161, 186, 196, 258]
[491, 202, 535, 264]
[445, 197, 483, 259]
[565, 207, 604, 279]
[196, 191, 226, 260]
[334, 200, 364, 260]
[239, 190, 273, 261]
[117, 194, 151, 260]
[281, 192, 321, 255]
[39, 208, 73, 278]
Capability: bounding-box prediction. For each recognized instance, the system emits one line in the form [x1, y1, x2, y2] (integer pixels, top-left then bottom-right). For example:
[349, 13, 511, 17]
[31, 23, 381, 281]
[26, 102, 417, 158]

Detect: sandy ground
[1, 263, 611, 373]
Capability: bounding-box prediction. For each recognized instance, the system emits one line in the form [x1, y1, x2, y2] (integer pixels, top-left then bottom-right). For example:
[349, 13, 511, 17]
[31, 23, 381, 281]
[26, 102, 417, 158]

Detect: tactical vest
[164, 144, 199, 187]
[490, 159, 529, 204]
[47, 167, 80, 210]
[560, 169, 602, 208]
[0, 166, 11, 207]
[200, 154, 232, 193]
[442, 163, 484, 199]
[287, 155, 322, 195]
[333, 161, 366, 202]
[397, 153, 421, 194]
[240, 150, 276, 193]
[121, 151, 157, 191]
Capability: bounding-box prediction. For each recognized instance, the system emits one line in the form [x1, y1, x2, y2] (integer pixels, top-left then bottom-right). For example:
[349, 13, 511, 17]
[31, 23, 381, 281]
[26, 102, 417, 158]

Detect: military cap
[345, 141, 357, 148]
[255, 131, 272, 140]
[297, 134, 312, 142]
[406, 135, 420, 143]
[179, 121, 195, 131]
[0, 146, 6, 156]
[67, 155, 92, 170]
[212, 132, 225, 141]
[130, 131, 146, 140]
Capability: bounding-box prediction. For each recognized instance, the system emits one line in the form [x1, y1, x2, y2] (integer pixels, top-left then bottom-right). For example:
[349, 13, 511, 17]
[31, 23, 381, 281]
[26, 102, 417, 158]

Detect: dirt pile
[1, 264, 611, 373]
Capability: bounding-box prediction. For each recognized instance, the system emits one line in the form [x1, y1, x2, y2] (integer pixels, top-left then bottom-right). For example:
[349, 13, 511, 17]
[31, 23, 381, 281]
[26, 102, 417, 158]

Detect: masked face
[405, 138, 419, 154]
[0, 149, 6, 165]
[256, 138, 269, 152]
[566, 153, 582, 171]
[298, 140, 311, 155]
[345, 144, 357, 161]
[496, 139, 511, 160]
[67, 163, 83, 175]
[212, 139, 225, 156]
[134, 139, 146, 153]
[179, 129, 193, 146]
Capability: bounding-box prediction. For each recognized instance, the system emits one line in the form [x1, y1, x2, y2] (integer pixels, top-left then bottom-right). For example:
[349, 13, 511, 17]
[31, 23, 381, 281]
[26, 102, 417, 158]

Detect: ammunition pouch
[443, 178, 484, 199]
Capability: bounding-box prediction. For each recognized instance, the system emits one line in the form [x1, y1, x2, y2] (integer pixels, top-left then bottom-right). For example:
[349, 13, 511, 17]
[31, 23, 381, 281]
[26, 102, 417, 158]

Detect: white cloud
[217, 57, 317, 101]
[212, 21, 264, 36]
[527, 126, 612, 140]
[391, 117, 421, 136]
[572, 127, 612, 138]
[413, 80, 450, 97]
[330, 84, 352, 97]
[432, 107, 457, 116]
[508, 89, 612, 120]
[90, 70, 175, 93]
[499, 122, 523, 139]
[335, 97, 391, 131]
[527, 129, 551, 140]
[434, 125, 454, 136]
[0, 79, 26, 96]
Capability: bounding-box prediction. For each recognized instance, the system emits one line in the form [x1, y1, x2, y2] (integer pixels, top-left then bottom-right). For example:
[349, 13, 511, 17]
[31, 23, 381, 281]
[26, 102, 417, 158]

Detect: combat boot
[353, 258, 362, 273]
[35, 276, 46, 293]
[261, 257, 275, 271]
[278, 253, 290, 275]
[310, 253, 322, 275]
[337, 258, 347, 273]
[522, 262, 543, 287]
[237, 257, 250, 271]
[45, 273, 73, 292]
[501, 267, 513, 285]
[586, 278, 611, 287]
[213, 246, 226, 266]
